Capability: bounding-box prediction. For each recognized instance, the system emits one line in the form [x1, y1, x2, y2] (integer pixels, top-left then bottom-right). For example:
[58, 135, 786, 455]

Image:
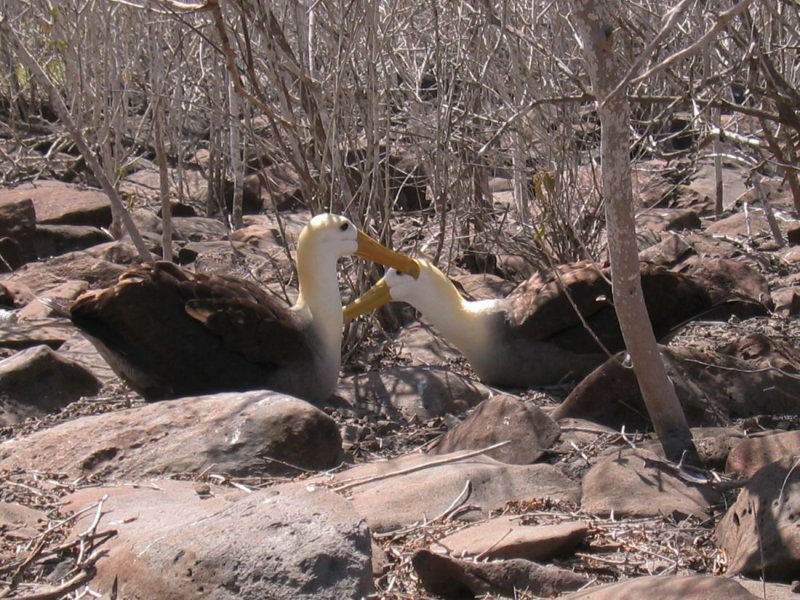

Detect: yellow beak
[354, 230, 420, 278]
[343, 278, 392, 322]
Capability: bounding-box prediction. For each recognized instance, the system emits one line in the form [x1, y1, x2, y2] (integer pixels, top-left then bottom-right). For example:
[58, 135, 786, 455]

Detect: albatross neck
[414, 270, 496, 361]
[293, 248, 344, 362]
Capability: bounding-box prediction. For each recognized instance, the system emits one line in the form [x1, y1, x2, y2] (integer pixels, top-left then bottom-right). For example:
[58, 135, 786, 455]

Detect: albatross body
[344, 258, 712, 387]
[70, 214, 419, 402]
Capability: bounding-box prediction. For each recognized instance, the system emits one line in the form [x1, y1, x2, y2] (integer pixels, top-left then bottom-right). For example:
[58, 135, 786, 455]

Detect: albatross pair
[70, 214, 419, 403]
[344, 257, 713, 387]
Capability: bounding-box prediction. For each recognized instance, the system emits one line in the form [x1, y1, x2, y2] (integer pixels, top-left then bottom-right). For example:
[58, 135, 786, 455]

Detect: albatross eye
[339, 222, 349, 231]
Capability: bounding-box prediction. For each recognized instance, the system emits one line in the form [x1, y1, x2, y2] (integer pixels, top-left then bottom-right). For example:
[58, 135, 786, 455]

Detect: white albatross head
[343, 258, 458, 321]
[298, 214, 422, 271]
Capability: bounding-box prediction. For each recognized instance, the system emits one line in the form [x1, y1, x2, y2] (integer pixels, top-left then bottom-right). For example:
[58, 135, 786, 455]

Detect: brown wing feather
[70, 261, 314, 400]
[509, 261, 612, 340]
[506, 261, 712, 354]
[174, 267, 314, 367]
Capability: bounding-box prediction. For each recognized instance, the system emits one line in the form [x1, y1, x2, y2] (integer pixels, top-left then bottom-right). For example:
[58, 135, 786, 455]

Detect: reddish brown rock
[0, 318, 75, 350]
[0, 502, 46, 542]
[392, 322, 462, 368]
[434, 517, 588, 561]
[430, 394, 560, 464]
[320, 450, 580, 533]
[34, 224, 112, 258]
[580, 448, 718, 519]
[0, 180, 111, 227]
[333, 366, 490, 421]
[17, 280, 88, 320]
[681, 257, 773, 317]
[0, 195, 37, 266]
[716, 457, 800, 580]
[636, 207, 701, 234]
[561, 574, 758, 599]
[0, 345, 101, 425]
[0, 242, 140, 298]
[726, 430, 800, 478]
[451, 272, 517, 300]
[64, 480, 373, 599]
[0, 391, 342, 479]
[553, 343, 800, 429]
[412, 548, 589, 599]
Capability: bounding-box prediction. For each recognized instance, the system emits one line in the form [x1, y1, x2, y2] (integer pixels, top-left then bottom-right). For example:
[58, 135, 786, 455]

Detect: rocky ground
[0, 155, 799, 599]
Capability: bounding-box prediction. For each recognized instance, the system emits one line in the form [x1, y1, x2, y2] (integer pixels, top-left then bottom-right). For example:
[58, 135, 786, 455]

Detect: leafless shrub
[1, 0, 799, 268]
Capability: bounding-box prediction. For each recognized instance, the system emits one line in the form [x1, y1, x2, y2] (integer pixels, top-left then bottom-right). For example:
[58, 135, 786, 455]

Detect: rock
[393, 322, 463, 368]
[344, 146, 429, 211]
[17, 280, 88, 320]
[34, 224, 112, 258]
[320, 450, 580, 532]
[0, 391, 343, 479]
[172, 216, 229, 242]
[636, 207, 701, 234]
[734, 577, 800, 599]
[683, 161, 748, 213]
[636, 426, 745, 470]
[554, 418, 618, 455]
[638, 232, 693, 266]
[120, 166, 208, 206]
[243, 162, 305, 211]
[716, 457, 800, 579]
[0, 501, 46, 541]
[0, 345, 101, 426]
[64, 480, 373, 599]
[726, 430, 800, 478]
[175, 241, 290, 297]
[430, 394, 561, 464]
[687, 427, 746, 469]
[580, 448, 718, 519]
[553, 343, 800, 429]
[721, 333, 800, 374]
[680, 230, 742, 261]
[705, 208, 781, 243]
[56, 332, 120, 387]
[0, 242, 140, 298]
[0, 318, 75, 350]
[160, 201, 198, 218]
[780, 244, 800, 264]
[0, 237, 25, 273]
[561, 574, 759, 599]
[772, 286, 800, 317]
[0, 195, 37, 266]
[333, 366, 490, 421]
[412, 549, 589, 599]
[680, 257, 773, 317]
[0, 180, 112, 227]
[451, 272, 517, 300]
[433, 517, 588, 561]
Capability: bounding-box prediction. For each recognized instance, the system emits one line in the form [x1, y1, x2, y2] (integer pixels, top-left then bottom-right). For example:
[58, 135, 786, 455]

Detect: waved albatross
[344, 258, 712, 387]
[71, 214, 419, 402]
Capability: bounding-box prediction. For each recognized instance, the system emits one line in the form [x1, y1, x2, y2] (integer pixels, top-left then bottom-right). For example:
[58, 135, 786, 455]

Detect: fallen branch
[332, 441, 511, 492]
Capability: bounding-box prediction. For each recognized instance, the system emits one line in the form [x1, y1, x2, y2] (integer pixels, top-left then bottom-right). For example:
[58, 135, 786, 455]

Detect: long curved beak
[343, 278, 392, 322]
[355, 231, 420, 279]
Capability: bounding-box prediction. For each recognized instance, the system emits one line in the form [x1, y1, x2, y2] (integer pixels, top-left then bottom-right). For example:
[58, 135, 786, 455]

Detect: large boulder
[64, 480, 374, 599]
[0, 391, 343, 479]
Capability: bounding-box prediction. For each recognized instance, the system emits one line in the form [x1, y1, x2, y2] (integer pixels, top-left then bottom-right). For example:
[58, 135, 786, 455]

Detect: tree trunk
[573, 1, 697, 462]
